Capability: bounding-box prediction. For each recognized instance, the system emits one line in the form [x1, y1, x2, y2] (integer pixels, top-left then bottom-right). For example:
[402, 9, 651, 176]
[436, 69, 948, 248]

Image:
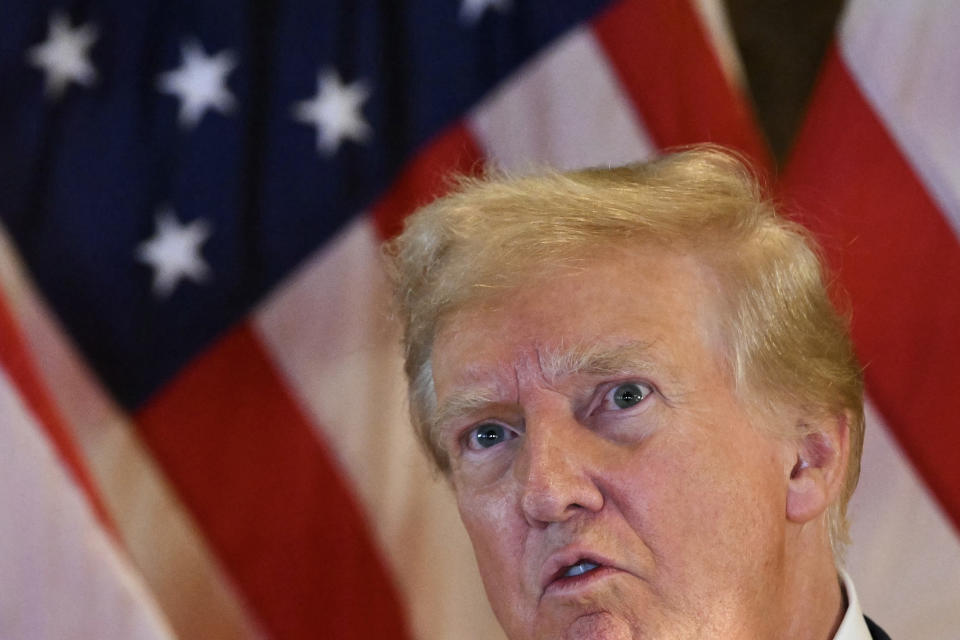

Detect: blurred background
[0, 1, 957, 638]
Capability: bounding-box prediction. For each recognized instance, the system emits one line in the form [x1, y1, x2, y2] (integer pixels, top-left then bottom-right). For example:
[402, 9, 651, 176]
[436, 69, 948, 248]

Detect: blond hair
[385, 146, 864, 552]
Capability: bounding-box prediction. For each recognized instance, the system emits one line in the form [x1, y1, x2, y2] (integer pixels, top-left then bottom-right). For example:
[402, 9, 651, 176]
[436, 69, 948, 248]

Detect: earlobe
[785, 414, 850, 524]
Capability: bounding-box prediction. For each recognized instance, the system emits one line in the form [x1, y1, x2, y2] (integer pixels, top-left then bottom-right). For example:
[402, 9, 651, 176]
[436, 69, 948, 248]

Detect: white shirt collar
[833, 570, 873, 640]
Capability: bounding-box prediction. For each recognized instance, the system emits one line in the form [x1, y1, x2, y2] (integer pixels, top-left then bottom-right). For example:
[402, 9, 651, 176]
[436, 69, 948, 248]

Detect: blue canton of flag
[0, 0, 610, 410]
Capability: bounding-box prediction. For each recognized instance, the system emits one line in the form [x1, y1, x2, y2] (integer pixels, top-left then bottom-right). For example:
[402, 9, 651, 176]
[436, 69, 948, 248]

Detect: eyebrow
[432, 388, 503, 438]
[537, 339, 661, 383]
[430, 339, 662, 436]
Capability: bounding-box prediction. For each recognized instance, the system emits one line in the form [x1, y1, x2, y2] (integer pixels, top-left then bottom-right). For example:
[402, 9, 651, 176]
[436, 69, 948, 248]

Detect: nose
[516, 409, 604, 527]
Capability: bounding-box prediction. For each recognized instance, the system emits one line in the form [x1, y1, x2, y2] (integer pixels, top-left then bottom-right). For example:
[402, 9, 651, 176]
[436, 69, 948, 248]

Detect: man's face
[430, 249, 795, 640]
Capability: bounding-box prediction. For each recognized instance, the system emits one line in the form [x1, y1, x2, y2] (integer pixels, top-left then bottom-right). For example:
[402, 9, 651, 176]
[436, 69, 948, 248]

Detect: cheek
[456, 487, 525, 586]
[616, 433, 785, 574]
[456, 488, 536, 634]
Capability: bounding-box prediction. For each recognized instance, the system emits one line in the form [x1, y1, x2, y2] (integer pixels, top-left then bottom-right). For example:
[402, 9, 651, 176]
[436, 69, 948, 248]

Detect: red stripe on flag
[136, 323, 412, 640]
[592, 0, 772, 171]
[373, 123, 484, 240]
[0, 291, 116, 535]
[783, 46, 960, 531]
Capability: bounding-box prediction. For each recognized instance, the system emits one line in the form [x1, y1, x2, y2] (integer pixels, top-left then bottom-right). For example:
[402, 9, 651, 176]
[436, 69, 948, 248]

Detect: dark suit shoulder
[865, 616, 891, 640]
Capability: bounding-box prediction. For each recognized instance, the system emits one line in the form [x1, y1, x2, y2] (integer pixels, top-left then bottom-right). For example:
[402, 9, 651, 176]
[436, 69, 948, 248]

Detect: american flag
[784, 2, 960, 635]
[0, 0, 956, 638]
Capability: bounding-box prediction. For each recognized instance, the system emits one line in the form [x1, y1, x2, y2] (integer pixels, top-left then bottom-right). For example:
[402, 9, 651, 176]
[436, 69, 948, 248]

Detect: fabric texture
[866, 617, 892, 640]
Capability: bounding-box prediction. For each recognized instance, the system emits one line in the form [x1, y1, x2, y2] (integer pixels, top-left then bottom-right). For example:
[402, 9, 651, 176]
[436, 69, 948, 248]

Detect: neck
[779, 522, 845, 640]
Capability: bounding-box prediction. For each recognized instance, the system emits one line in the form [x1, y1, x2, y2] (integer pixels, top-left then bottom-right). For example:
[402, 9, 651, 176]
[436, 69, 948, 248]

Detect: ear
[785, 412, 850, 524]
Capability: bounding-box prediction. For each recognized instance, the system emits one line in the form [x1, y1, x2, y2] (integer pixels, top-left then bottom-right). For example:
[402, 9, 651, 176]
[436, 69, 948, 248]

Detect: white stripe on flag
[839, 1, 960, 240]
[846, 400, 960, 639]
[0, 225, 267, 640]
[468, 25, 657, 170]
[690, 0, 748, 89]
[253, 216, 506, 640]
[0, 366, 174, 640]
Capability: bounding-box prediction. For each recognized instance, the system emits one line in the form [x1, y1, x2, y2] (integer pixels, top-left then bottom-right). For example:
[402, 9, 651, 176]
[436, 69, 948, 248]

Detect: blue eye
[467, 423, 515, 450]
[610, 382, 652, 409]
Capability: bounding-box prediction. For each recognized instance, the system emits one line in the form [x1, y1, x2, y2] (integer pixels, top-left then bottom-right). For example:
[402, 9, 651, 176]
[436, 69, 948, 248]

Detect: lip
[540, 547, 621, 594]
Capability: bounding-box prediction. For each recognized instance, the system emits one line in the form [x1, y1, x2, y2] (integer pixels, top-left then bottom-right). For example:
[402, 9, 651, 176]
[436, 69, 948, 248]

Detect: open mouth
[562, 559, 600, 578]
[542, 553, 617, 594]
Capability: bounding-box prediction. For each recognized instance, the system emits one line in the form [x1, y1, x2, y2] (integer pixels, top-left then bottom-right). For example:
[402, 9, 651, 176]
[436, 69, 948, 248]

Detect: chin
[560, 612, 634, 640]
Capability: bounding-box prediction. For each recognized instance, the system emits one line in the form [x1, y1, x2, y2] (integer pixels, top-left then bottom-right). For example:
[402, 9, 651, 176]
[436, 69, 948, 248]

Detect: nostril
[515, 422, 605, 524]
[518, 467, 604, 526]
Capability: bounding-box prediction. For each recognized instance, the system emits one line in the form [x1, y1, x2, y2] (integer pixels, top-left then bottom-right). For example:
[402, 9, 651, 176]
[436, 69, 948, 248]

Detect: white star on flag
[292, 68, 371, 156]
[26, 11, 99, 100]
[459, 0, 512, 25]
[135, 209, 213, 298]
[156, 40, 237, 129]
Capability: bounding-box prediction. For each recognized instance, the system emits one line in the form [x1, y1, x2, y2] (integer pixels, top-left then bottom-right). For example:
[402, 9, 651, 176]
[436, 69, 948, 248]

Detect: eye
[465, 422, 516, 450]
[607, 382, 652, 409]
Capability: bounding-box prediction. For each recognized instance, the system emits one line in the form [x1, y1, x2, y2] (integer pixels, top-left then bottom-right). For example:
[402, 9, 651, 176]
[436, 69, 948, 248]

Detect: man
[386, 147, 890, 639]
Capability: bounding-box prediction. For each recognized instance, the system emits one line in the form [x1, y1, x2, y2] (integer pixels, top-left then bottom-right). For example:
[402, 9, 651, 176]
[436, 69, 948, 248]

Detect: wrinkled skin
[431, 249, 840, 639]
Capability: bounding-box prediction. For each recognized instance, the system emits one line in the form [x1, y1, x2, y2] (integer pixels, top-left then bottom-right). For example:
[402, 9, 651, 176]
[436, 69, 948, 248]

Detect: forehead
[431, 248, 725, 394]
